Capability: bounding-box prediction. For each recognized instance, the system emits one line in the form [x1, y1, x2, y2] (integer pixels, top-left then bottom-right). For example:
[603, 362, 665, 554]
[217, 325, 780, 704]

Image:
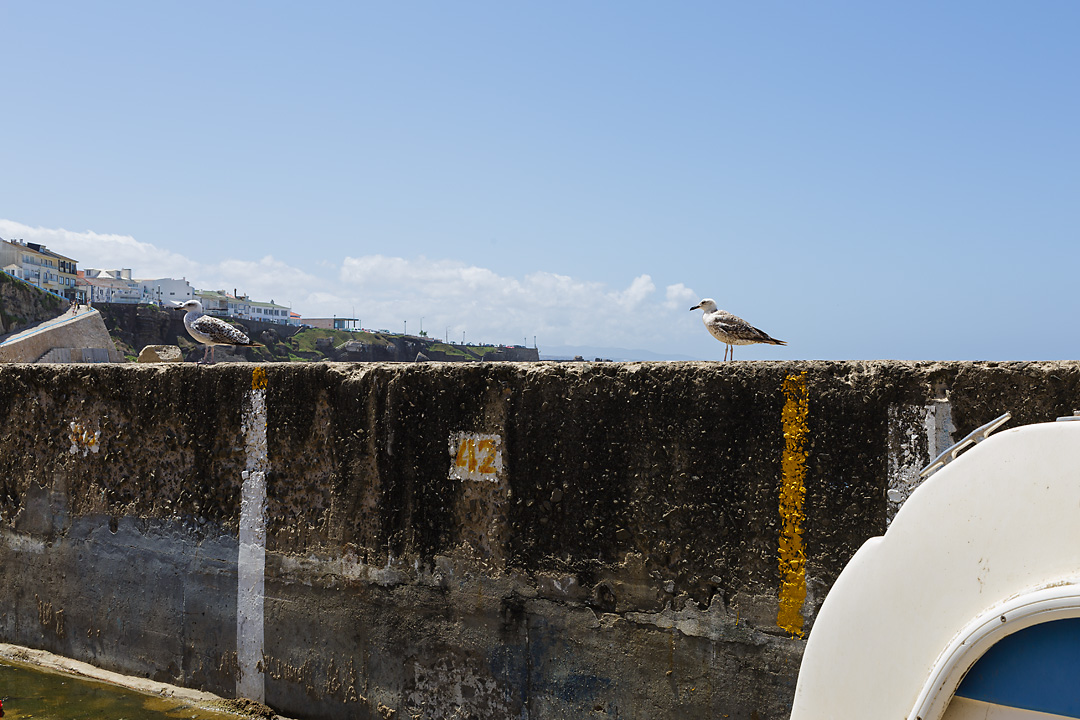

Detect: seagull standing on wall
[179, 299, 261, 364]
[691, 298, 786, 361]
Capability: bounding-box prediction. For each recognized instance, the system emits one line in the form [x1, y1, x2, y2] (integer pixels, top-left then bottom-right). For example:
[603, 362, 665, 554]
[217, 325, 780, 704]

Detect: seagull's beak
[690, 304, 700, 311]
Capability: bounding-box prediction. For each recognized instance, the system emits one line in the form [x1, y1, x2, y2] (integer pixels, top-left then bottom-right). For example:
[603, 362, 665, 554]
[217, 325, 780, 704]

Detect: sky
[2, 2, 1078, 360]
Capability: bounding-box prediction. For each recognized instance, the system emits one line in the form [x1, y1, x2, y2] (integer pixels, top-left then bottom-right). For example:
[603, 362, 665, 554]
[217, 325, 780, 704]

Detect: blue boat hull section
[954, 618, 1080, 718]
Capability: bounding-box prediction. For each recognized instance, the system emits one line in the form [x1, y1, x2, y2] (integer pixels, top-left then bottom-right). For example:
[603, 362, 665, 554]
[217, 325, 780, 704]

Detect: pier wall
[1, 361, 1078, 719]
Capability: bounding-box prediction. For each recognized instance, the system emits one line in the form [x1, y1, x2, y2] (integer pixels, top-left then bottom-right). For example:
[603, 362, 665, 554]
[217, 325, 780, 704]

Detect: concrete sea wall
[1, 361, 1079, 719]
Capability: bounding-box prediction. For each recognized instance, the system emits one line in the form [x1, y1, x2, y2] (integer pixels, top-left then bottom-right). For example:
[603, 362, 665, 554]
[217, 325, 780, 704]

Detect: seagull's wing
[707, 310, 753, 335]
[190, 314, 254, 345]
[710, 311, 786, 345]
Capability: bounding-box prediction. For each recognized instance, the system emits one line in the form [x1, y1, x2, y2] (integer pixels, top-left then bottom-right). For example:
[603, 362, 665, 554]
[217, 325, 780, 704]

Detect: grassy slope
[0, 272, 65, 334]
[289, 328, 393, 352]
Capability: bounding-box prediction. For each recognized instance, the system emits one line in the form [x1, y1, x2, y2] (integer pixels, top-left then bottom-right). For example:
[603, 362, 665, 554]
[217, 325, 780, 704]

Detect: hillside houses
[1, 237, 297, 327]
[195, 290, 295, 326]
[79, 268, 197, 307]
[80, 268, 142, 304]
[0, 238, 81, 301]
[81, 278, 296, 326]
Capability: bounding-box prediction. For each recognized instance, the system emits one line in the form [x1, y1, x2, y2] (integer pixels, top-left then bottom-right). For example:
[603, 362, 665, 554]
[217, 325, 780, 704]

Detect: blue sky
[2, 2, 1078, 359]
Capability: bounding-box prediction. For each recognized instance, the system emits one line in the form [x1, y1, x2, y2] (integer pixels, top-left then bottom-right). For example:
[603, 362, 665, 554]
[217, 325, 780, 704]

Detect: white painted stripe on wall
[238, 380, 268, 703]
[925, 398, 957, 462]
[886, 401, 957, 525]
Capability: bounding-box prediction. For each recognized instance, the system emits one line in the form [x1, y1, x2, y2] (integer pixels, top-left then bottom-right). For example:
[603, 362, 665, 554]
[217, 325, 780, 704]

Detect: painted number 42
[456, 437, 496, 474]
[449, 432, 503, 482]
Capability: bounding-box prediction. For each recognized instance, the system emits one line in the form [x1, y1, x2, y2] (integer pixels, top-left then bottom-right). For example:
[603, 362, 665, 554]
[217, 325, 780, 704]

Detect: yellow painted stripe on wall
[778, 371, 809, 635]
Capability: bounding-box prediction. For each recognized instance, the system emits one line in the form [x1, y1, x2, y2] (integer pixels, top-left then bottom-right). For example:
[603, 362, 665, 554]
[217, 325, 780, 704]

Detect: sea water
[0, 659, 245, 720]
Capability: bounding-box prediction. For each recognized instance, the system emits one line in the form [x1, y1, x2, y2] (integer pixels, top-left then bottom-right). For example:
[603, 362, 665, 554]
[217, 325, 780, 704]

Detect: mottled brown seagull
[179, 299, 261, 364]
[690, 298, 786, 361]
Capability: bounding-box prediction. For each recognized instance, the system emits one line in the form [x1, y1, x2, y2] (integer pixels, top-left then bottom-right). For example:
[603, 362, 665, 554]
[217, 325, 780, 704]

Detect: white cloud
[664, 282, 698, 310]
[614, 274, 656, 307]
[0, 219, 702, 353]
[211, 256, 324, 308]
[0, 219, 200, 280]
[337, 260, 674, 345]
[0, 218, 322, 307]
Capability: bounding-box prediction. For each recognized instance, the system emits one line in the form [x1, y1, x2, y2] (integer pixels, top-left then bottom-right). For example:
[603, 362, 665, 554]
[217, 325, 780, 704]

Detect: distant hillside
[95, 303, 540, 363]
[279, 329, 538, 363]
[539, 344, 701, 362]
[0, 272, 66, 337]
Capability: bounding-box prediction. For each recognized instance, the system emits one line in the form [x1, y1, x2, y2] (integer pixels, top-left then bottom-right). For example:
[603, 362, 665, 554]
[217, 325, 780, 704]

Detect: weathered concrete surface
[1, 361, 1079, 719]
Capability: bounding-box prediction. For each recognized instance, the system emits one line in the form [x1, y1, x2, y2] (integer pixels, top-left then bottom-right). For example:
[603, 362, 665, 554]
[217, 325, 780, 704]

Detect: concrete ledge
[0, 361, 1078, 719]
[0, 642, 283, 719]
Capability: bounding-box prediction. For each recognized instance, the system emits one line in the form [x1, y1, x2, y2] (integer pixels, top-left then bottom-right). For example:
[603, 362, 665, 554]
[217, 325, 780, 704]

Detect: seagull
[178, 299, 262, 364]
[690, 298, 786, 361]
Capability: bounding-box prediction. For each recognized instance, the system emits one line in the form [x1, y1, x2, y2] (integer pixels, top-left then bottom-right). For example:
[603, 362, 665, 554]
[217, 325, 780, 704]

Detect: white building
[195, 289, 296, 326]
[238, 298, 293, 324]
[78, 269, 142, 304]
[194, 289, 231, 316]
[139, 277, 193, 306]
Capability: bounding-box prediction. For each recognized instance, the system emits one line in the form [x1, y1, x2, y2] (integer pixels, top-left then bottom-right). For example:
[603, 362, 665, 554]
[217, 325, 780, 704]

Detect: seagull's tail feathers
[748, 326, 786, 346]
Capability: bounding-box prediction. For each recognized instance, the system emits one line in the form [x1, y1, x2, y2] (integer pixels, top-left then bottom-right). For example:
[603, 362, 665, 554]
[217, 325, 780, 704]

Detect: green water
[0, 660, 244, 720]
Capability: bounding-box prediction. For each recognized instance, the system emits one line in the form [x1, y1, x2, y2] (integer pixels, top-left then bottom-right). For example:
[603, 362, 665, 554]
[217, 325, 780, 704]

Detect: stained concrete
[1, 361, 1079, 719]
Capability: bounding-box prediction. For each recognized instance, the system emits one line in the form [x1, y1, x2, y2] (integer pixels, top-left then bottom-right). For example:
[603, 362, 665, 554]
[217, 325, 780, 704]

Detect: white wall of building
[140, 278, 193, 305]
